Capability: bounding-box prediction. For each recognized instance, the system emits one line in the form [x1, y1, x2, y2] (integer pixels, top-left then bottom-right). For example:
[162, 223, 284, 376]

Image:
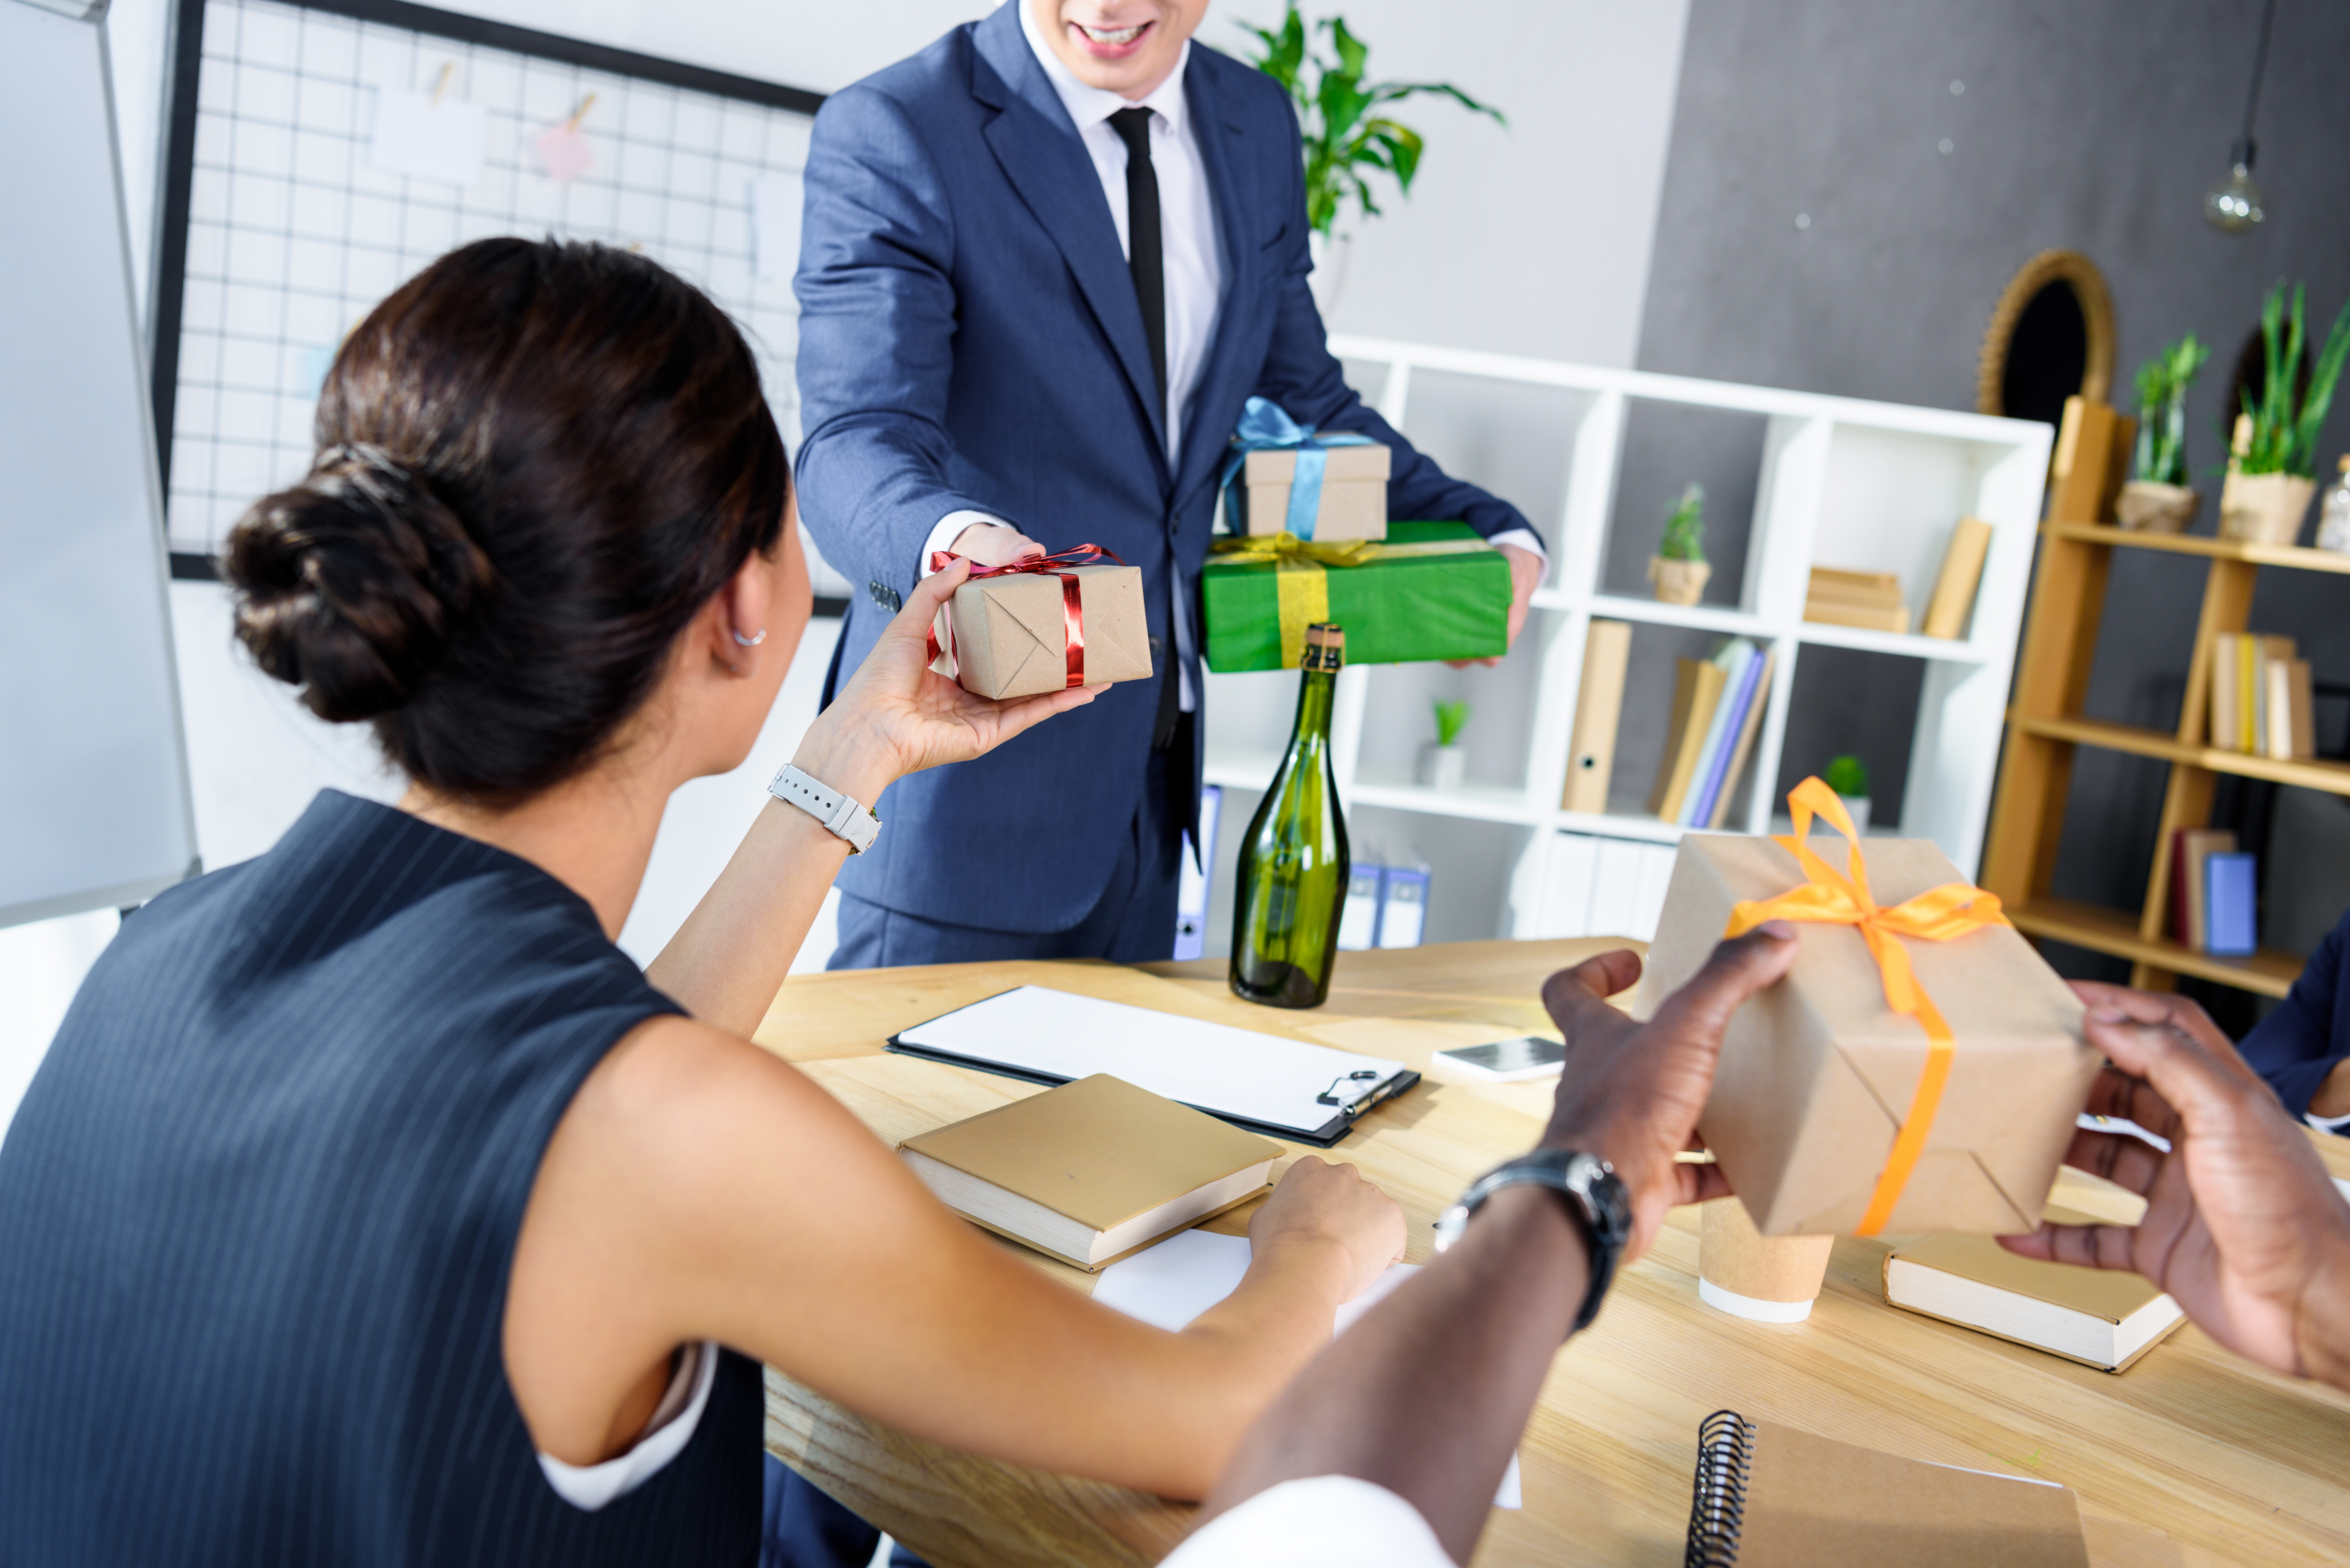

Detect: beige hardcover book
[898, 1074, 1280, 1271]
[1706, 648, 1774, 829]
[2180, 827, 2235, 952]
[1563, 619, 1632, 813]
[2287, 658, 2317, 760]
[1687, 1415, 2089, 1567]
[1808, 566, 1904, 596]
[2252, 636, 2298, 758]
[1802, 597, 1913, 634]
[1649, 658, 1728, 821]
[2209, 633, 2240, 750]
[1921, 517, 1993, 639]
[1884, 1206, 2187, 1371]
[2266, 656, 2294, 759]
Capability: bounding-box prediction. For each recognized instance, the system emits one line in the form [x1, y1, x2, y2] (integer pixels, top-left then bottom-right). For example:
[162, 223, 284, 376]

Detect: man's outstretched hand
[2001, 983, 2350, 1386]
[1535, 925, 1798, 1260]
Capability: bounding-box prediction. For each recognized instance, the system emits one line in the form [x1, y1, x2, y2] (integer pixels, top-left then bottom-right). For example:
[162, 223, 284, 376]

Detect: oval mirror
[1978, 250, 2115, 423]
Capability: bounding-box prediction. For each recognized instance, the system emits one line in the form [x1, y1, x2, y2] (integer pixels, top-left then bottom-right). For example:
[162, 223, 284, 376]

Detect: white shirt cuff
[1486, 526, 1548, 582]
[1160, 1476, 1453, 1568]
[537, 1340, 718, 1511]
[921, 510, 1012, 578]
[2306, 1108, 2350, 1134]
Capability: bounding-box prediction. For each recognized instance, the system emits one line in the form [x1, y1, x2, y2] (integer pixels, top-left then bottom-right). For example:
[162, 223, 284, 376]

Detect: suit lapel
[970, 9, 1168, 465]
[1172, 57, 1260, 508]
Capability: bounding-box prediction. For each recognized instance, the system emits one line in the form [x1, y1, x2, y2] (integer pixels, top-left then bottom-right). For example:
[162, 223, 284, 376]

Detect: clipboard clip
[1316, 1069, 1383, 1112]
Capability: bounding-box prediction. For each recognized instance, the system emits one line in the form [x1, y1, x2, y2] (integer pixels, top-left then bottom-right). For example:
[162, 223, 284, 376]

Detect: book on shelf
[1647, 652, 1731, 820]
[1677, 641, 1755, 827]
[1882, 1205, 2187, 1371]
[898, 1073, 1281, 1270]
[1562, 618, 1631, 814]
[1803, 566, 1911, 634]
[1920, 517, 1993, 640]
[1705, 646, 1773, 829]
[2171, 827, 2235, 950]
[2265, 655, 2315, 760]
[2205, 851, 2258, 957]
[1682, 641, 1769, 828]
[2208, 633, 2300, 754]
[1684, 1410, 2089, 1567]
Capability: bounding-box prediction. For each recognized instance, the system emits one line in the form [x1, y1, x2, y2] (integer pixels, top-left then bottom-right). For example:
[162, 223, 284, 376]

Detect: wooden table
[752, 939, 2350, 1567]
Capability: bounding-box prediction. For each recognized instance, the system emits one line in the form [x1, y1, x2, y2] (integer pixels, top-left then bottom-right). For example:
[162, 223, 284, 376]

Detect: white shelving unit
[1201, 335, 2052, 942]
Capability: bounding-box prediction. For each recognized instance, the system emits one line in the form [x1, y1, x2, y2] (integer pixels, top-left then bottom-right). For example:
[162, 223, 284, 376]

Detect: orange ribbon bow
[1723, 776, 2010, 1235]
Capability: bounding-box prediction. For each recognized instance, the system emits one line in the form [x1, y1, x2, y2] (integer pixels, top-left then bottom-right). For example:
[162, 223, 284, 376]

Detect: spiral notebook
[1685, 1412, 2088, 1567]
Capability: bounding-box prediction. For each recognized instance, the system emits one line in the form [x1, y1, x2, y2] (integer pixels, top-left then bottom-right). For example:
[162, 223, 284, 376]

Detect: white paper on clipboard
[889, 985, 1412, 1140]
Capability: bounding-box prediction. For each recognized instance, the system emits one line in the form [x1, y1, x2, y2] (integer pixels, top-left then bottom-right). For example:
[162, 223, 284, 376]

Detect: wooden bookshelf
[1980, 396, 2335, 995]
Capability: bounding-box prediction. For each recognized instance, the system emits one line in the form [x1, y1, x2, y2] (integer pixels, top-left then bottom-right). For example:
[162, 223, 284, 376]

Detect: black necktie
[1108, 107, 1167, 425]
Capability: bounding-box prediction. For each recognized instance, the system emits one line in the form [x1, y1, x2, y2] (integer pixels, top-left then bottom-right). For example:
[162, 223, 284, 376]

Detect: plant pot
[2115, 480, 2198, 534]
[1307, 230, 1353, 317]
[1417, 743, 1467, 792]
[1838, 795, 1871, 834]
[1649, 556, 1710, 606]
[2219, 471, 2316, 546]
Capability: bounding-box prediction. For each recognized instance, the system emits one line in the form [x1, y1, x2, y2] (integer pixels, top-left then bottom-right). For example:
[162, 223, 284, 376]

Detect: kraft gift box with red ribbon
[926, 544, 1153, 700]
[1632, 778, 2098, 1238]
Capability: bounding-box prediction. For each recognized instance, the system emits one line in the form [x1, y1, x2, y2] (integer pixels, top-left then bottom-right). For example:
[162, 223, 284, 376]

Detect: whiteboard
[0, 0, 200, 930]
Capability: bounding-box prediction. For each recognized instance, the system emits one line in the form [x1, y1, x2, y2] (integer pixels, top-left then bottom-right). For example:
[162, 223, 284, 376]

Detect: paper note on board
[1092, 1230, 1523, 1509]
[534, 123, 593, 183]
[370, 87, 486, 188]
[748, 173, 802, 284]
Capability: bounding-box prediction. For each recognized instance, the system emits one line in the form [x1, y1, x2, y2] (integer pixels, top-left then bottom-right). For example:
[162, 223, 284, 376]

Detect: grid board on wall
[159, 0, 819, 559]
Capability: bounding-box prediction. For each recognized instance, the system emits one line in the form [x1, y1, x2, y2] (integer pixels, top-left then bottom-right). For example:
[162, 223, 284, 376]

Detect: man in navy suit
[794, 0, 1544, 973]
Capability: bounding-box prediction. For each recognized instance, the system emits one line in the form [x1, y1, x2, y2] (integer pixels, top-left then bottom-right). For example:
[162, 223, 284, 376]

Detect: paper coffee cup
[1696, 1197, 1834, 1323]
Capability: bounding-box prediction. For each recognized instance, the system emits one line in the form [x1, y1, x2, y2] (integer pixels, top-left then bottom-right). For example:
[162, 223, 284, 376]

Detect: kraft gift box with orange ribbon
[926, 544, 1153, 700]
[1633, 778, 2098, 1237]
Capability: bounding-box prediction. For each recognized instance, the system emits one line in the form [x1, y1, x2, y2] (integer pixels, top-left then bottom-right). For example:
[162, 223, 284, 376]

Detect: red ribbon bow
[924, 543, 1126, 689]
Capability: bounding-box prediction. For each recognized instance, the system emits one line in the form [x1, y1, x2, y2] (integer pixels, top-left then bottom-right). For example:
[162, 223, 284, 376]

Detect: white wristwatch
[768, 764, 881, 854]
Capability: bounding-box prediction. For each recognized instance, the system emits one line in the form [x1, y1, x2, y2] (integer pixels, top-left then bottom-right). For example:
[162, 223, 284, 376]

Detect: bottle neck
[1290, 668, 1338, 748]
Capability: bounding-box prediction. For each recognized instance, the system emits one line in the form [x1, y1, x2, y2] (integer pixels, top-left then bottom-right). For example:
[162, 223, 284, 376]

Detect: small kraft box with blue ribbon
[1222, 396, 1390, 542]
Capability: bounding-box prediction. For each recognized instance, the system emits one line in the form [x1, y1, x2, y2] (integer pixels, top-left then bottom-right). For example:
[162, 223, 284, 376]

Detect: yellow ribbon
[1723, 776, 2010, 1236]
[1208, 531, 1493, 668]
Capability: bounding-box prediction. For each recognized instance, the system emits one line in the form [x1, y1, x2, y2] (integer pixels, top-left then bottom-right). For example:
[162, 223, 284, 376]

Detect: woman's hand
[790, 557, 1101, 804]
[1246, 1155, 1407, 1304]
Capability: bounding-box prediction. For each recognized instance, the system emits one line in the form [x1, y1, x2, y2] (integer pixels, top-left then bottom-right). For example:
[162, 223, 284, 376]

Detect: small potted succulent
[1649, 483, 1709, 606]
[1417, 698, 1470, 790]
[2117, 333, 2208, 533]
[2220, 280, 2350, 545]
[1824, 753, 1872, 834]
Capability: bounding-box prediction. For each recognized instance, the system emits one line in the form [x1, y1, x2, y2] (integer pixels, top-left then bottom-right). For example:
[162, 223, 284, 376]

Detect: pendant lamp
[2204, 0, 2277, 235]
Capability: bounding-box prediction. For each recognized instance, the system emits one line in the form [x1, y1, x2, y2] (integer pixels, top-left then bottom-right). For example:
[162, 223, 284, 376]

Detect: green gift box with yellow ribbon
[1201, 521, 1510, 672]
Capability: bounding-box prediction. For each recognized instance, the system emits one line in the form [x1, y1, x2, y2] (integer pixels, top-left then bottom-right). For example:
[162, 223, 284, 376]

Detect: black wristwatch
[1431, 1149, 1632, 1336]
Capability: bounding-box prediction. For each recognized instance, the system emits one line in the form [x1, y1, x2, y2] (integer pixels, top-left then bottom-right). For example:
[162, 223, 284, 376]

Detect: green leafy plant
[1238, 4, 1504, 237]
[1824, 754, 1871, 799]
[1658, 483, 1706, 562]
[1433, 698, 1471, 748]
[2131, 333, 2210, 486]
[2238, 281, 2350, 479]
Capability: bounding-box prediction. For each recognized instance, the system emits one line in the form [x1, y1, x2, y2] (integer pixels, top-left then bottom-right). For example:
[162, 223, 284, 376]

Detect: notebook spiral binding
[1684, 1409, 1756, 1568]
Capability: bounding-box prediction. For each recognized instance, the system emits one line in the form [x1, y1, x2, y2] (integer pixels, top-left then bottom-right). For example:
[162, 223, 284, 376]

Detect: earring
[732, 627, 767, 647]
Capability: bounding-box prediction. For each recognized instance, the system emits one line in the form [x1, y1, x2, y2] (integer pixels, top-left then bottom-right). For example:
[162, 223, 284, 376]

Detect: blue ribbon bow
[1219, 396, 1374, 541]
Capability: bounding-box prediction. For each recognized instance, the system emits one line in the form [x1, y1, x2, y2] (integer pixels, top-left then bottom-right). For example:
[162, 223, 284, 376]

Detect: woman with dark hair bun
[0, 239, 1404, 1568]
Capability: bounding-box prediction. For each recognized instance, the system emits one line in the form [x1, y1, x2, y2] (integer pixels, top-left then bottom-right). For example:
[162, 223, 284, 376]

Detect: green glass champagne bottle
[1229, 623, 1351, 1008]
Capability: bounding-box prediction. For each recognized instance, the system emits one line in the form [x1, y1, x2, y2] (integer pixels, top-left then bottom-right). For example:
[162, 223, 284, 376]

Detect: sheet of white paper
[748, 173, 802, 284]
[1092, 1231, 1522, 1509]
[895, 986, 1409, 1136]
[369, 88, 485, 188]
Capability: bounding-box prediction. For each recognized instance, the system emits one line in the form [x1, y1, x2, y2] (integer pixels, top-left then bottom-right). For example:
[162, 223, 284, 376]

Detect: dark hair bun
[227, 444, 494, 722]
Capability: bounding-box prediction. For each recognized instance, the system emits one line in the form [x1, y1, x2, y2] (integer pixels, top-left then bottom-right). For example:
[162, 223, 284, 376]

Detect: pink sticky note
[535, 124, 593, 183]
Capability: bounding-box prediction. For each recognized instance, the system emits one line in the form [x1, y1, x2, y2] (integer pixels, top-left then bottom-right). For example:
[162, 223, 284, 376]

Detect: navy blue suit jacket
[2242, 908, 2350, 1122]
[793, 7, 1529, 932]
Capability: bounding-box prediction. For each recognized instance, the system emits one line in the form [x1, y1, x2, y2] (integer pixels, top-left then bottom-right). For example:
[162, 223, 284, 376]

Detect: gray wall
[1632, 0, 2350, 968]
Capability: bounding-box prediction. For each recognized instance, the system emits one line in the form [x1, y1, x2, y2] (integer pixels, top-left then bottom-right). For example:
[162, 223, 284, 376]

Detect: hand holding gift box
[1220, 396, 1391, 542]
[926, 544, 1153, 699]
[1634, 778, 2097, 1236]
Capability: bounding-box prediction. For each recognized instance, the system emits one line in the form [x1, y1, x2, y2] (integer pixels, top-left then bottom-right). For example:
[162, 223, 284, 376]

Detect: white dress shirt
[1157, 1475, 1453, 1568]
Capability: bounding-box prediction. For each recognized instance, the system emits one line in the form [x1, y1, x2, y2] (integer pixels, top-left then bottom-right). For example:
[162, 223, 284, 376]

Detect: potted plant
[1239, 5, 1503, 314]
[1648, 483, 1709, 605]
[2220, 280, 2350, 545]
[2117, 333, 2209, 533]
[1824, 754, 1872, 834]
[1418, 698, 1470, 790]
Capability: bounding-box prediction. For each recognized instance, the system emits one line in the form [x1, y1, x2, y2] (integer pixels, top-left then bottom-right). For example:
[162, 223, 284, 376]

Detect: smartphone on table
[1431, 1036, 1566, 1083]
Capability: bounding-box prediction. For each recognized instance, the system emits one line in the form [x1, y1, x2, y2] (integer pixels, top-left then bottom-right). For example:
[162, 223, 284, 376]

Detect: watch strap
[1443, 1150, 1629, 1336]
[768, 764, 881, 854]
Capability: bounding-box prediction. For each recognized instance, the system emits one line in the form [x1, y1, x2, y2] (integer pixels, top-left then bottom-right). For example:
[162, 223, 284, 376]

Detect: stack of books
[1649, 638, 1773, 827]
[1803, 567, 1910, 633]
[2170, 827, 2259, 957]
[2208, 632, 2314, 760]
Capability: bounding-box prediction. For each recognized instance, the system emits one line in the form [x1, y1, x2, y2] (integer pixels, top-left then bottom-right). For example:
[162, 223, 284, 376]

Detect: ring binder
[1685, 1409, 1755, 1568]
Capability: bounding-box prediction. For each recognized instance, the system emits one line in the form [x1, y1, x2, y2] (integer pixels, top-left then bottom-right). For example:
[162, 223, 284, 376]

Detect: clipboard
[886, 985, 1420, 1146]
